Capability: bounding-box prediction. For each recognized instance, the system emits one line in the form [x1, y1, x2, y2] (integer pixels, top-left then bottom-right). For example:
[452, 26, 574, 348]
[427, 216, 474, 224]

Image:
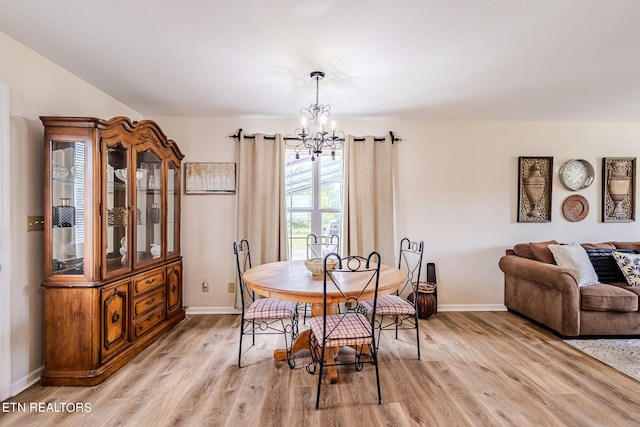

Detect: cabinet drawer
[133, 270, 165, 296]
[133, 307, 165, 339]
[133, 289, 165, 317]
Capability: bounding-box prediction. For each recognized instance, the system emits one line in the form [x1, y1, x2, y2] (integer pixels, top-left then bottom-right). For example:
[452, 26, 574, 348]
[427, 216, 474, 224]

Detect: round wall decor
[559, 159, 594, 191]
[562, 195, 589, 222]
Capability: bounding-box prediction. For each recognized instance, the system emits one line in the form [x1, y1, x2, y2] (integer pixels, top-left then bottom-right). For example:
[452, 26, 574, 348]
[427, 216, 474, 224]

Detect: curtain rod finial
[229, 128, 243, 140]
[389, 131, 401, 144]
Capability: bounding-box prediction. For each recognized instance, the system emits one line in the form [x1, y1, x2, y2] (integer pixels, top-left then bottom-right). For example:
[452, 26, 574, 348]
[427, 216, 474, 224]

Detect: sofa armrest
[499, 254, 581, 336]
[499, 254, 579, 292]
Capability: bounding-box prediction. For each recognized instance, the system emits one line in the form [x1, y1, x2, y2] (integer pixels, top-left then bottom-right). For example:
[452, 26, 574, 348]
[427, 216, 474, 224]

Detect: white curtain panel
[236, 133, 288, 306]
[342, 135, 396, 265]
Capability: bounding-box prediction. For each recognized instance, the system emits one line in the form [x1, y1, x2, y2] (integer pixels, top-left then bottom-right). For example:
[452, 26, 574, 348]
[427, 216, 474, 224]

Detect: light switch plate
[26, 216, 45, 231]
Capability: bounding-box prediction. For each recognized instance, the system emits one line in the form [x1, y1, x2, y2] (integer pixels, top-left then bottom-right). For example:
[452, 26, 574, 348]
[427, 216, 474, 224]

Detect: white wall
[150, 117, 640, 311]
[0, 31, 140, 395]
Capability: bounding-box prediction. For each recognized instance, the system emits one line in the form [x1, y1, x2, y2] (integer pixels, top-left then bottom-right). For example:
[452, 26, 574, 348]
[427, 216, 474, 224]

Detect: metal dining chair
[302, 233, 340, 323]
[307, 233, 340, 259]
[233, 239, 299, 368]
[306, 252, 382, 409]
[361, 238, 424, 359]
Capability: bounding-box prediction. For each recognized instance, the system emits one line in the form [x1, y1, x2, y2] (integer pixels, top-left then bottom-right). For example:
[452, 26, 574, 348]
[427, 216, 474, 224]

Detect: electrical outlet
[228, 282, 235, 293]
[202, 280, 209, 292]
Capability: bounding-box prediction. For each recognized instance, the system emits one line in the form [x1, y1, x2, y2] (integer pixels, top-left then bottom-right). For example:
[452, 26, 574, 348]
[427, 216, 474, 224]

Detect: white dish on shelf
[115, 169, 144, 182]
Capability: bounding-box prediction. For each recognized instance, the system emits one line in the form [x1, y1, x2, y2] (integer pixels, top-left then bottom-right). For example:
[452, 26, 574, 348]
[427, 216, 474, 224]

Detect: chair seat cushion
[361, 295, 416, 315]
[244, 298, 298, 320]
[308, 313, 373, 347]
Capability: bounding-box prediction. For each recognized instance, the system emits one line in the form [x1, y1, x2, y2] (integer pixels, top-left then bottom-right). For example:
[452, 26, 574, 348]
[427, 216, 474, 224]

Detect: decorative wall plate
[559, 159, 594, 191]
[562, 195, 589, 222]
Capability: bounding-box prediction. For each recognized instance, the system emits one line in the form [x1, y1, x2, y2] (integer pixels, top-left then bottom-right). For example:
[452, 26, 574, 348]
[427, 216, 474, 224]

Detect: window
[285, 150, 343, 260]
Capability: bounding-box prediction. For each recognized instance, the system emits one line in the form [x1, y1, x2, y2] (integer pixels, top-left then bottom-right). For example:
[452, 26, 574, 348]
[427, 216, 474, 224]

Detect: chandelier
[286, 71, 344, 161]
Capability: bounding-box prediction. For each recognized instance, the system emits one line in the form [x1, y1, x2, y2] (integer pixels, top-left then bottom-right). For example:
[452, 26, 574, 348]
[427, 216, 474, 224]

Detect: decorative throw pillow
[612, 251, 640, 287]
[548, 243, 599, 287]
[585, 248, 636, 283]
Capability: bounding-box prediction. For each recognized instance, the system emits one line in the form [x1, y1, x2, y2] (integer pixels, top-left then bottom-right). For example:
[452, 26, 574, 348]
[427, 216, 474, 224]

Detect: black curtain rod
[229, 129, 401, 143]
[229, 129, 277, 140]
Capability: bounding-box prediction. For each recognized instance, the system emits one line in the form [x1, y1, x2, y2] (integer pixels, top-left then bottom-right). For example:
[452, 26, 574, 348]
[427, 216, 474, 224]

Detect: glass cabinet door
[167, 160, 179, 257]
[105, 143, 130, 275]
[50, 140, 86, 276]
[136, 149, 163, 264]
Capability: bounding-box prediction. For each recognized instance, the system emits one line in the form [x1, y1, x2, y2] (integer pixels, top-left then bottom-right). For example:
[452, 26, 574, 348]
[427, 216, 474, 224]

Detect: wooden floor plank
[3, 311, 640, 426]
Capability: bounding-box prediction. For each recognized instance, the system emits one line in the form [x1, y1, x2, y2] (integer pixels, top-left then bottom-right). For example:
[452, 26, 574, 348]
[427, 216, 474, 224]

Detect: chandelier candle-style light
[287, 71, 344, 161]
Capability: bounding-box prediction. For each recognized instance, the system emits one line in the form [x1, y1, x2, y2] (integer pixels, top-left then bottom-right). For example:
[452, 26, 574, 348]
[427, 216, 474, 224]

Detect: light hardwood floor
[2, 311, 640, 426]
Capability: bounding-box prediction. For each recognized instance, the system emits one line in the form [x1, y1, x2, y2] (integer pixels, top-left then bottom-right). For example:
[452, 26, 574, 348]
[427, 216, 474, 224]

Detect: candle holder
[54, 198, 76, 227]
[148, 203, 160, 224]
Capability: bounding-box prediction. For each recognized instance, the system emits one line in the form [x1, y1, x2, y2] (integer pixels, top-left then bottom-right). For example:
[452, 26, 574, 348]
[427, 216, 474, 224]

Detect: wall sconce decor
[518, 156, 553, 222]
[603, 157, 635, 222]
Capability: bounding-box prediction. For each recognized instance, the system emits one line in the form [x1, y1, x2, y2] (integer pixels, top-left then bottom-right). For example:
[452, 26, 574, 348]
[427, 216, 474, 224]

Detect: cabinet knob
[112, 311, 120, 324]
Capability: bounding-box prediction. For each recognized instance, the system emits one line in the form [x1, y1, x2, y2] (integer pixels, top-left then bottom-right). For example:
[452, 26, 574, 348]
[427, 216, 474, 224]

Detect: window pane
[321, 213, 341, 238]
[286, 149, 343, 260]
[285, 152, 313, 208]
[287, 211, 311, 260]
[320, 153, 342, 209]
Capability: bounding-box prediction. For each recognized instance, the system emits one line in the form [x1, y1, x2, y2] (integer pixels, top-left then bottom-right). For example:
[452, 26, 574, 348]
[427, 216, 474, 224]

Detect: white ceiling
[1, 1, 639, 121]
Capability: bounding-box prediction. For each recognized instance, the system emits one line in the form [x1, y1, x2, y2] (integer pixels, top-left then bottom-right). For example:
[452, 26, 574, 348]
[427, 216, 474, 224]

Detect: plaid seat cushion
[244, 298, 298, 320]
[361, 295, 415, 315]
[308, 313, 373, 348]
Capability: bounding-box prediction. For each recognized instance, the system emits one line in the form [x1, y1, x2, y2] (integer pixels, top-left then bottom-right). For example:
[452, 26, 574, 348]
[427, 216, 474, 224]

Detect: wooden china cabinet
[40, 116, 185, 386]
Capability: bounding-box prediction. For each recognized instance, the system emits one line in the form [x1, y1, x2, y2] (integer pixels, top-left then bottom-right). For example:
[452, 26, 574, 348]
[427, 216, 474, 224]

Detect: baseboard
[438, 304, 507, 312]
[186, 306, 241, 315]
[11, 365, 43, 397]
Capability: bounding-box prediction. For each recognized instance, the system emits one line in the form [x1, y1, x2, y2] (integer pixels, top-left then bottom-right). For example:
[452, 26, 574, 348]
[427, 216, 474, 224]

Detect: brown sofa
[499, 241, 640, 337]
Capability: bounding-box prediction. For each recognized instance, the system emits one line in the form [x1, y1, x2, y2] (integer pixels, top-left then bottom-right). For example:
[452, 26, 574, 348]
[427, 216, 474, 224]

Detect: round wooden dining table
[242, 259, 405, 383]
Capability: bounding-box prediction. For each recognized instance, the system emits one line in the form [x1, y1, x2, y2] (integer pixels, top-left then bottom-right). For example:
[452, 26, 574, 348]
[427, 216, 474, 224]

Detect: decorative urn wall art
[603, 157, 636, 222]
[518, 157, 553, 223]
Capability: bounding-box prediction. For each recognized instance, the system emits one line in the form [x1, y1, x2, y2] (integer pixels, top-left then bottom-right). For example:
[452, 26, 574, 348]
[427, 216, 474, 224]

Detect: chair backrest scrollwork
[233, 239, 254, 309]
[307, 233, 340, 259]
[397, 238, 424, 298]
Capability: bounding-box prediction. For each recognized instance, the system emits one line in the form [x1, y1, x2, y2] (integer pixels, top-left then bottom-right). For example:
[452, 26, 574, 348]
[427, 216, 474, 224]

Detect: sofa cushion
[581, 242, 617, 249]
[549, 243, 599, 287]
[530, 240, 558, 264]
[612, 251, 640, 287]
[609, 282, 640, 298]
[611, 241, 640, 253]
[580, 284, 638, 312]
[585, 248, 636, 283]
[513, 243, 535, 260]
